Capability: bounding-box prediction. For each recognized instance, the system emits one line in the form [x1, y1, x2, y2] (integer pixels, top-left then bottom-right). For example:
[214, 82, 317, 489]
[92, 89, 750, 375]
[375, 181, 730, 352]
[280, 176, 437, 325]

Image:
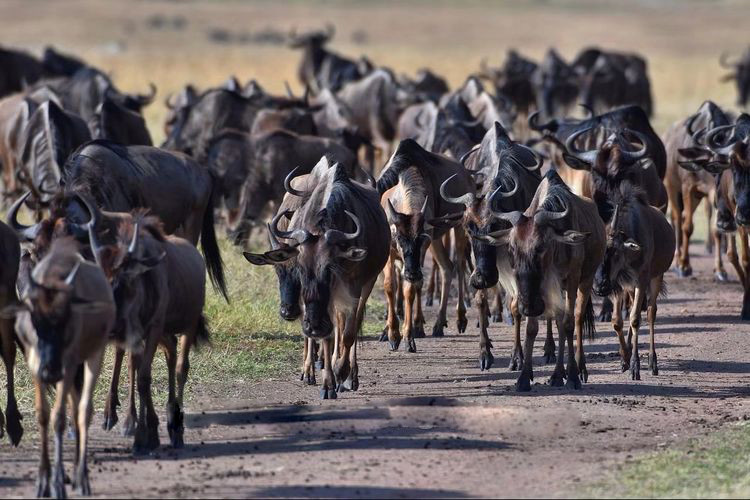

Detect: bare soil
[2, 242, 750, 498]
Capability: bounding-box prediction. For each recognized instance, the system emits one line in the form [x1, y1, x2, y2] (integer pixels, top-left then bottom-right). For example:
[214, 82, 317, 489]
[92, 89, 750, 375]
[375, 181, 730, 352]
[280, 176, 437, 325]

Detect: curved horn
[515, 144, 544, 171]
[720, 52, 739, 69]
[137, 83, 157, 105]
[324, 210, 361, 245]
[284, 81, 295, 99]
[565, 127, 599, 164]
[165, 92, 176, 109]
[706, 124, 738, 155]
[63, 259, 81, 286]
[490, 209, 525, 227]
[7, 192, 40, 242]
[128, 222, 140, 255]
[610, 203, 620, 228]
[420, 196, 429, 216]
[440, 174, 475, 206]
[270, 209, 312, 246]
[579, 103, 594, 118]
[685, 113, 699, 136]
[385, 199, 400, 221]
[528, 110, 556, 132]
[67, 193, 101, 240]
[87, 221, 103, 268]
[490, 170, 519, 200]
[284, 166, 307, 198]
[618, 128, 650, 163]
[267, 222, 280, 249]
[459, 144, 480, 167]
[533, 202, 569, 226]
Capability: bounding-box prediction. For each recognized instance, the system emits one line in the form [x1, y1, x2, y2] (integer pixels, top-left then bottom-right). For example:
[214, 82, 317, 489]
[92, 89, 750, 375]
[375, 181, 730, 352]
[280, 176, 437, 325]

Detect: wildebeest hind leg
[133, 330, 161, 454]
[430, 238, 453, 337]
[320, 338, 337, 400]
[476, 291, 494, 371]
[548, 316, 566, 387]
[103, 346, 124, 431]
[1, 317, 22, 445]
[121, 353, 138, 437]
[647, 277, 661, 376]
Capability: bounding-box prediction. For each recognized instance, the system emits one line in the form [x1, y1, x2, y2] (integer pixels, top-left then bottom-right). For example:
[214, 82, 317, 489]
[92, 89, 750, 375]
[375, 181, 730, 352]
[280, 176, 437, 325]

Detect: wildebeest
[663, 101, 734, 279]
[11, 238, 115, 497]
[0, 220, 21, 446]
[258, 163, 390, 398]
[450, 122, 545, 371]
[83, 203, 209, 453]
[720, 48, 750, 107]
[19, 140, 228, 298]
[0, 46, 46, 98]
[478, 49, 538, 115]
[16, 100, 91, 204]
[531, 49, 579, 120]
[289, 24, 368, 93]
[164, 84, 198, 138]
[87, 94, 153, 145]
[489, 169, 605, 390]
[593, 184, 675, 380]
[398, 68, 450, 103]
[203, 128, 357, 244]
[573, 47, 653, 117]
[377, 139, 473, 351]
[397, 100, 479, 160]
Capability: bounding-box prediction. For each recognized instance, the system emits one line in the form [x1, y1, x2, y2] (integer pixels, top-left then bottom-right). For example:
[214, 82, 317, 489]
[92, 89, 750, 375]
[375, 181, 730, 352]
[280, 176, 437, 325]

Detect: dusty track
[2, 242, 750, 498]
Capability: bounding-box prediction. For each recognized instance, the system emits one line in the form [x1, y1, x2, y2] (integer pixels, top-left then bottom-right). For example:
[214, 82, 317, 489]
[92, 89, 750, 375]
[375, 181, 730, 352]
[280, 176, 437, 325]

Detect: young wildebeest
[11, 238, 115, 497]
[377, 139, 472, 351]
[83, 202, 209, 453]
[0, 220, 21, 446]
[593, 184, 675, 380]
[446, 122, 546, 372]
[255, 164, 390, 398]
[489, 170, 605, 390]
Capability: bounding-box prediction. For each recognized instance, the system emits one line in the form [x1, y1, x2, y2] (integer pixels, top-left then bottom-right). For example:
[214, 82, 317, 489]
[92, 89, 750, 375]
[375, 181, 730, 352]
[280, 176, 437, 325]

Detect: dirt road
[3, 242, 750, 498]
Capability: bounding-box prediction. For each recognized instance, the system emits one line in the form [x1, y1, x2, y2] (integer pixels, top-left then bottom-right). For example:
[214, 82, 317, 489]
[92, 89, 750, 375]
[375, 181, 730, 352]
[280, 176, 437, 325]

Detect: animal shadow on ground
[251, 484, 469, 498]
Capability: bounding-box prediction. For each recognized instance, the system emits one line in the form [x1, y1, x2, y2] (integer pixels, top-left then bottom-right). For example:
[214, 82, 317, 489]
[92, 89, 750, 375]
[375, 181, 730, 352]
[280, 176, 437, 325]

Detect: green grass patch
[586, 421, 750, 498]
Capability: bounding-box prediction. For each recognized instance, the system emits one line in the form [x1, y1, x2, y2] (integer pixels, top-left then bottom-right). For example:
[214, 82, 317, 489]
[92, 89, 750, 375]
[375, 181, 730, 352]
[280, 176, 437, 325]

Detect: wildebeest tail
[583, 296, 596, 341]
[202, 173, 229, 301]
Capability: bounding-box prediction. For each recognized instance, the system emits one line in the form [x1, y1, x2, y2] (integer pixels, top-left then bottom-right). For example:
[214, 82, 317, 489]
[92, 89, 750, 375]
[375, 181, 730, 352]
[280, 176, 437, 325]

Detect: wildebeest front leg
[401, 281, 418, 353]
[302, 338, 316, 385]
[320, 337, 337, 400]
[1, 317, 22, 446]
[475, 290, 494, 371]
[133, 329, 161, 454]
[647, 276, 662, 376]
[543, 319, 556, 364]
[509, 297, 523, 371]
[172, 334, 195, 448]
[74, 348, 105, 496]
[548, 315, 566, 387]
[516, 318, 539, 392]
[121, 353, 138, 437]
[713, 224, 728, 281]
[453, 226, 468, 333]
[103, 346, 124, 431]
[612, 294, 629, 370]
[628, 286, 645, 381]
[340, 278, 375, 391]
[562, 287, 581, 390]
[726, 234, 746, 287]
[51, 374, 73, 499]
[678, 187, 697, 277]
[430, 237, 453, 337]
[425, 256, 437, 307]
[382, 256, 401, 347]
[574, 288, 591, 383]
[34, 381, 51, 498]
[413, 283, 426, 339]
[162, 336, 180, 447]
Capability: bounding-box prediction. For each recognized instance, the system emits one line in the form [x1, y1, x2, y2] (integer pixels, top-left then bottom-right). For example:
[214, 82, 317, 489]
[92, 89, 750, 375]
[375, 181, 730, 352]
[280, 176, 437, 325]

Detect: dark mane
[376, 139, 436, 195]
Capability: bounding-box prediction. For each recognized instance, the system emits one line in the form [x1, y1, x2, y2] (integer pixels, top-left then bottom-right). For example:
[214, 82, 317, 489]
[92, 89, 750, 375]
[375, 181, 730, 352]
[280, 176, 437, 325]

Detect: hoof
[516, 372, 532, 392]
[413, 324, 426, 339]
[492, 311, 503, 323]
[630, 356, 641, 381]
[480, 350, 494, 371]
[508, 347, 523, 372]
[715, 270, 729, 282]
[314, 359, 323, 371]
[407, 338, 417, 353]
[121, 415, 136, 437]
[305, 371, 316, 385]
[543, 352, 556, 364]
[320, 387, 337, 400]
[36, 473, 50, 498]
[5, 406, 23, 446]
[579, 364, 588, 383]
[389, 338, 401, 351]
[649, 353, 658, 376]
[74, 470, 91, 497]
[677, 267, 692, 278]
[597, 311, 612, 322]
[565, 374, 582, 390]
[342, 372, 359, 392]
[102, 411, 118, 432]
[379, 329, 388, 342]
[456, 316, 468, 334]
[425, 296, 434, 307]
[548, 372, 565, 387]
[432, 321, 446, 337]
[52, 470, 66, 499]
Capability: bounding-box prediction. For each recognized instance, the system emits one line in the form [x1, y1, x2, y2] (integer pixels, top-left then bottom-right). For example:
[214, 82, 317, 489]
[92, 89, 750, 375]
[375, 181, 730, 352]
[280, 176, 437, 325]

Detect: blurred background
[2, 0, 747, 144]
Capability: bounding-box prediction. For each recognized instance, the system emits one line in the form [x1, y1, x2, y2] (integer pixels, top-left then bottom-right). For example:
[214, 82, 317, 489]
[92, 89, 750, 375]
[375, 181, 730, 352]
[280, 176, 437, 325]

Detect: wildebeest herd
[2, 26, 750, 498]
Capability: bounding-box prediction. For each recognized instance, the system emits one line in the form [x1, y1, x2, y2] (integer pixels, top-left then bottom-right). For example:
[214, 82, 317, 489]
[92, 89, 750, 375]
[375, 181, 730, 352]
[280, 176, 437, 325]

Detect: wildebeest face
[464, 199, 500, 289]
[386, 200, 430, 284]
[593, 234, 640, 298]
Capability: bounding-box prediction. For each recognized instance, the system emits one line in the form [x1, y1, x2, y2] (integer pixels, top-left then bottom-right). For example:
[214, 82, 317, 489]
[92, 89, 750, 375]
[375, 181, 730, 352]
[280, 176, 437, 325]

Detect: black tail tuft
[202, 173, 229, 302]
[583, 296, 596, 341]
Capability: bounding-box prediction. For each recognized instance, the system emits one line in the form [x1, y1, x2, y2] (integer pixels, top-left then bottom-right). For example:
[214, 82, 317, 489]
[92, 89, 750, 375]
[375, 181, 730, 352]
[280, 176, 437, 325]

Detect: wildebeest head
[164, 84, 198, 137]
[385, 197, 431, 283]
[720, 49, 750, 107]
[485, 172, 589, 317]
[243, 220, 303, 322]
[593, 196, 643, 297]
[532, 49, 578, 119]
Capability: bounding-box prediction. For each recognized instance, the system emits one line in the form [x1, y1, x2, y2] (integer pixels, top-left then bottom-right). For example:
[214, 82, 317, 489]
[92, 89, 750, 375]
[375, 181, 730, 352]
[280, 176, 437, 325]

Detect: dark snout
[279, 302, 301, 321]
[592, 278, 612, 298]
[302, 303, 333, 339]
[403, 269, 423, 283]
[717, 210, 737, 232]
[38, 344, 62, 384]
[470, 269, 499, 290]
[736, 209, 750, 228]
[519, 297, 545, 318]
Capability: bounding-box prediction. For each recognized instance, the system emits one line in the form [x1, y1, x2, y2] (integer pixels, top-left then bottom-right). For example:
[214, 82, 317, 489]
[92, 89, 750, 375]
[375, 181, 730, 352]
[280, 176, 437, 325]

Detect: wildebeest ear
[624, 240, 642, 252]
[0, 303, 28, 319]
[677, 160, 705, 172]
[703, 161, 731, 175]
[677, 147, 710, 160]
[338, 247, 367, 262]
[561, 153, 591, 171]
[243, 248, 298, 266]
[552, 230, 589, 245]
